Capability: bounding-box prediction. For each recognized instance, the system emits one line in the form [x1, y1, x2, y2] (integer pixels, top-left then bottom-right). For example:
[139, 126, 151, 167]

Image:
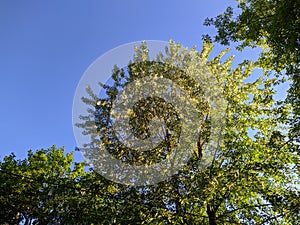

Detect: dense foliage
[204, 0, 300, 145]
[1, 41, 298, 224]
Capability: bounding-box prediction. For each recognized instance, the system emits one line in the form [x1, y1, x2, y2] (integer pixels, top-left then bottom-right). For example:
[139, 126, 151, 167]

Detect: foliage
[76, 40, 299, 224]
[0, 145, 86, 225]
[204, 0, 299, 70]
[204, 0, 300, 145]
[1, 40, 299, 224]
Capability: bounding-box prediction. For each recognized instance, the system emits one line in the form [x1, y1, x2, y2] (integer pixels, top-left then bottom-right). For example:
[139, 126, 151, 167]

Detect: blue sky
[0, 0, 287, 161]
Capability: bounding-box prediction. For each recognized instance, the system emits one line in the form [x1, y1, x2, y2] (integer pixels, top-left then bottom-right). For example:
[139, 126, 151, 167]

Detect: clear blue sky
[0, 0, 287, 161]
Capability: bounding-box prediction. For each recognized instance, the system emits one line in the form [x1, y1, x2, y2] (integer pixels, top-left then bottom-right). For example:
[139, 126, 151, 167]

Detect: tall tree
[77, 40, 299, 224]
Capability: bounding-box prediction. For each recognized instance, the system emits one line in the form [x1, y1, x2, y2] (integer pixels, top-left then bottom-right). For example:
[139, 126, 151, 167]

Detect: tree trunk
[207, 205, 217, 225]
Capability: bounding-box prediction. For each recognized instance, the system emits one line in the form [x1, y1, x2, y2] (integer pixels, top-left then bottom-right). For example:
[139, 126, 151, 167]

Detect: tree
[0, 145, 86, 224]
[204, 0, 300, 145]
[77, 40, 299, 224]
[1, 40, 298, 224]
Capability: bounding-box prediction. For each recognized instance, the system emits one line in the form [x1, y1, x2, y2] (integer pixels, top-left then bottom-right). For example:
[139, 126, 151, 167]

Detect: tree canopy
[0, 146, 86, 224]
[57, 41, 300, 223]
[1, 5, 299, 222]
[1, 40, 299, 224]
[204, 0, 300, 145]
